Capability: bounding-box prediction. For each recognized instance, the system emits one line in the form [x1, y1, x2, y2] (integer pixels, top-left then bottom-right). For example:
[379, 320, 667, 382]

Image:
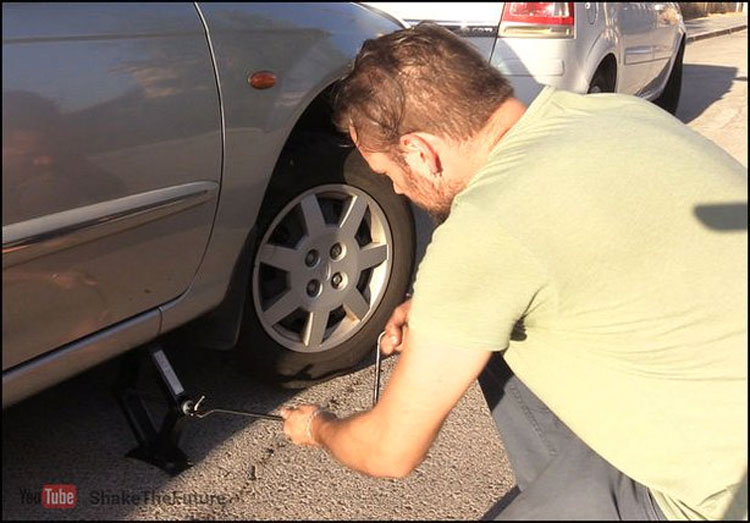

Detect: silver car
[2, 3, 414, 407]
[365, 2, 686, 112]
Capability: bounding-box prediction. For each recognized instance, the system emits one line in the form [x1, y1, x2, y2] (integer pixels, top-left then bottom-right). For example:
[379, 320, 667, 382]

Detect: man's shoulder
[425, 199, 537, 269]
[486, 85, 730, 183]
[544, 86, 658, 113]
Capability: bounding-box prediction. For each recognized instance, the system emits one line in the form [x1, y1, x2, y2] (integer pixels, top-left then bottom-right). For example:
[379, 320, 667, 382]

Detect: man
[279, 23, 747, 520]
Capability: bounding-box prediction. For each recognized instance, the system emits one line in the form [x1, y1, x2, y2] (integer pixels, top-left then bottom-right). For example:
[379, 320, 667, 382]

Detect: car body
[364, 2, 686, 111]
[2, 2, 416, 407]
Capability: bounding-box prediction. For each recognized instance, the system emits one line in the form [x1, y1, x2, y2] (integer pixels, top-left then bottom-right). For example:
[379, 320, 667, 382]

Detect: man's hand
[279, 405, 334, 447]
[380, 298, 412, 356]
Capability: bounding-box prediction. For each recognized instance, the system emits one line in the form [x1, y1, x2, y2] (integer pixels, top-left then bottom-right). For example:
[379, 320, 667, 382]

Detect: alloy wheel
[252, 184, 393, 353]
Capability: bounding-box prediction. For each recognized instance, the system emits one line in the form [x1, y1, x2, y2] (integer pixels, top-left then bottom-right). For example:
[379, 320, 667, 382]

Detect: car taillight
[499, 2, 575, 38]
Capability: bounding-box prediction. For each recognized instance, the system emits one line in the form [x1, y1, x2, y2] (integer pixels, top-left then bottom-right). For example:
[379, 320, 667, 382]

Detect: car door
[2, 3, 222, 371]
[612, 2, 656, 95]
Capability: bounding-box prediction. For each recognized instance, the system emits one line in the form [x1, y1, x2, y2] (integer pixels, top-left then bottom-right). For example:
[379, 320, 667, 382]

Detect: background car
[364, 2, 687, 113]
[2, 2, 414, 407]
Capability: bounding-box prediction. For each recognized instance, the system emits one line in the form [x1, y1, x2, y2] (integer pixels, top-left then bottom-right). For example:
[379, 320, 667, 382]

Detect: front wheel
[237, 134, 416, 388]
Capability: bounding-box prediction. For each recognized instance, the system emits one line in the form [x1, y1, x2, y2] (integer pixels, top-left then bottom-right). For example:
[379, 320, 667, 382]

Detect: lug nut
[331, 273, 343, 289]
[307, 280, 321, 297]
[330, 243, 343, 259]
[305, 249, 319, 267]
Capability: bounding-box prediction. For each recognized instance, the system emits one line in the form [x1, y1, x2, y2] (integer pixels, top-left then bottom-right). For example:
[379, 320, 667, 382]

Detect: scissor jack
[115, 334, 388, 476]
[114, 343, 282, 476]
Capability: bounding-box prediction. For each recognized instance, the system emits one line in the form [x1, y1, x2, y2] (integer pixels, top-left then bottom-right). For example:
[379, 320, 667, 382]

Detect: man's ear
[399, 133, 442, 176]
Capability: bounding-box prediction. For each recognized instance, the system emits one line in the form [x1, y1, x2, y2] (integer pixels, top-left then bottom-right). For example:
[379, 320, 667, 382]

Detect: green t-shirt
[408, 87, 747, 520]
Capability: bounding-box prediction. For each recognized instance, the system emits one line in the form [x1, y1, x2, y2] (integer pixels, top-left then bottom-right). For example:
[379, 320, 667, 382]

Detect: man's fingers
[390, 299, 412, 326]
[384, 299, 412, 330]
[379, 297, 413, 355]
[385, 325, 401, 343]
[379, 329, 403, 355]
[379, 342, 394, 356]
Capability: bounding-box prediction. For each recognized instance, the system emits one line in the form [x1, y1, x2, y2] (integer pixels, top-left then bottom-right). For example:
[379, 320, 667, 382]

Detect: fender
[159, 3, 404, 341]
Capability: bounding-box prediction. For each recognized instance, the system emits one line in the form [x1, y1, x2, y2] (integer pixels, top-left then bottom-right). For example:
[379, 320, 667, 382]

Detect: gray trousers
[478, 353, 666, 520]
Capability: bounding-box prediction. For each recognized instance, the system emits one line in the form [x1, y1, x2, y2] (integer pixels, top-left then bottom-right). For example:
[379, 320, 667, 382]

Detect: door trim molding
[2, 181, 218, 268]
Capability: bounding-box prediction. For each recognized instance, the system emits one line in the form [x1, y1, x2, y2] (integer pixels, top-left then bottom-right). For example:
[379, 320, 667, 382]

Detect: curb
[687, 24, 747, 43]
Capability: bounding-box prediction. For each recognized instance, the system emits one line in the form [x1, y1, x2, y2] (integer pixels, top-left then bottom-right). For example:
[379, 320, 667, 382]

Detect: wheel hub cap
[252, 184, 393, 353]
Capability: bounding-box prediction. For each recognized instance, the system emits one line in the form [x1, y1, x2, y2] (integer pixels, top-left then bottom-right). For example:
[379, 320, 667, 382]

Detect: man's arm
[281, 327, 493, 478]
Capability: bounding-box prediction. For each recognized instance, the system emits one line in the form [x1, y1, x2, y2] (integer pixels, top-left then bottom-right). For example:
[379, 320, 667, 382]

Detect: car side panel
[1, 3, 222, 370]
[1, 2, 405, 407]
[2, 310, 161, 408]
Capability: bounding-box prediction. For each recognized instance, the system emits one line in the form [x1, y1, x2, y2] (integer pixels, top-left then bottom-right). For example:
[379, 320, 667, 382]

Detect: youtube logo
[41, 485, 76, 509]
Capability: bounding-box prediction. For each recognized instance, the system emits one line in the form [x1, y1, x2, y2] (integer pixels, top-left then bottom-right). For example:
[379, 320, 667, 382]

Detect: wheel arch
[582, 23, 619, 93]
[588, 53, 618, 93]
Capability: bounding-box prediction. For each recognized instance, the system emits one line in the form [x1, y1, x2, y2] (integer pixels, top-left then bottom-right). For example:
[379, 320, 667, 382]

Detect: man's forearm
[281, 329, 488, 478]
[313, 409, 418, 479]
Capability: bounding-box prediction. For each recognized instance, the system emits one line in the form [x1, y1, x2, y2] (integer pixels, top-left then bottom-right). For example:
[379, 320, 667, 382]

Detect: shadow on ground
[677, 64, 739, 123]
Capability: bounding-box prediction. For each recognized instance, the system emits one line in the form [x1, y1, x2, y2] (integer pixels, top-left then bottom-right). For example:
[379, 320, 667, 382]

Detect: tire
[653, 39, 684, 115]
[236, 133, 416, 388]
[587, 63, 616, 94]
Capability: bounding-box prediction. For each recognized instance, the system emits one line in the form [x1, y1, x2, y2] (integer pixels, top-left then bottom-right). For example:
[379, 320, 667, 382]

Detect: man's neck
[457, 97, 527, 184]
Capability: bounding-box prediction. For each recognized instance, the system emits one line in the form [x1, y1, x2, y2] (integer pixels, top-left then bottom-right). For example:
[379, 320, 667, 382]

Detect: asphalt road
[3, 30, 747, 521]
[2, 338, 514, 520]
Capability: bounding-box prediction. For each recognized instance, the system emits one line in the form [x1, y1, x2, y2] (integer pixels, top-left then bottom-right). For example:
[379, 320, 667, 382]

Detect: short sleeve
[408, 202, 549, 351]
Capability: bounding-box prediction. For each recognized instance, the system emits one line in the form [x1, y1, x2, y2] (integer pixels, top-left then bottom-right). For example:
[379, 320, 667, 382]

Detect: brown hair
[333, 22, 514, 153]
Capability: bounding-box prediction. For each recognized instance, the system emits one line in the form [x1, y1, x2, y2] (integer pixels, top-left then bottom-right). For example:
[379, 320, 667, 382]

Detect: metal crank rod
[182, 395, 283, 422]
[190, 328, 389, 424]
[373, 331, 386, 407]
[117, 327, 392, 477]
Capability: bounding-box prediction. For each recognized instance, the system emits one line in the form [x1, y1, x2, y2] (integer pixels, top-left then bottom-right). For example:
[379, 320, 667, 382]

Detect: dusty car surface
[365, 2, 687, 113]
[2, 2, 415, 407]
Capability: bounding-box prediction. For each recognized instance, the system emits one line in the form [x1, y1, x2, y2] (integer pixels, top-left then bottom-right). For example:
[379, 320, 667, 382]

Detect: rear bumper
[489, 36, 589, 102]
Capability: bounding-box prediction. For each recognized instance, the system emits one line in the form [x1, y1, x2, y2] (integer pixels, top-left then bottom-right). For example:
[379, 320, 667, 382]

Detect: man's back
[408, 87, 747, 519]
